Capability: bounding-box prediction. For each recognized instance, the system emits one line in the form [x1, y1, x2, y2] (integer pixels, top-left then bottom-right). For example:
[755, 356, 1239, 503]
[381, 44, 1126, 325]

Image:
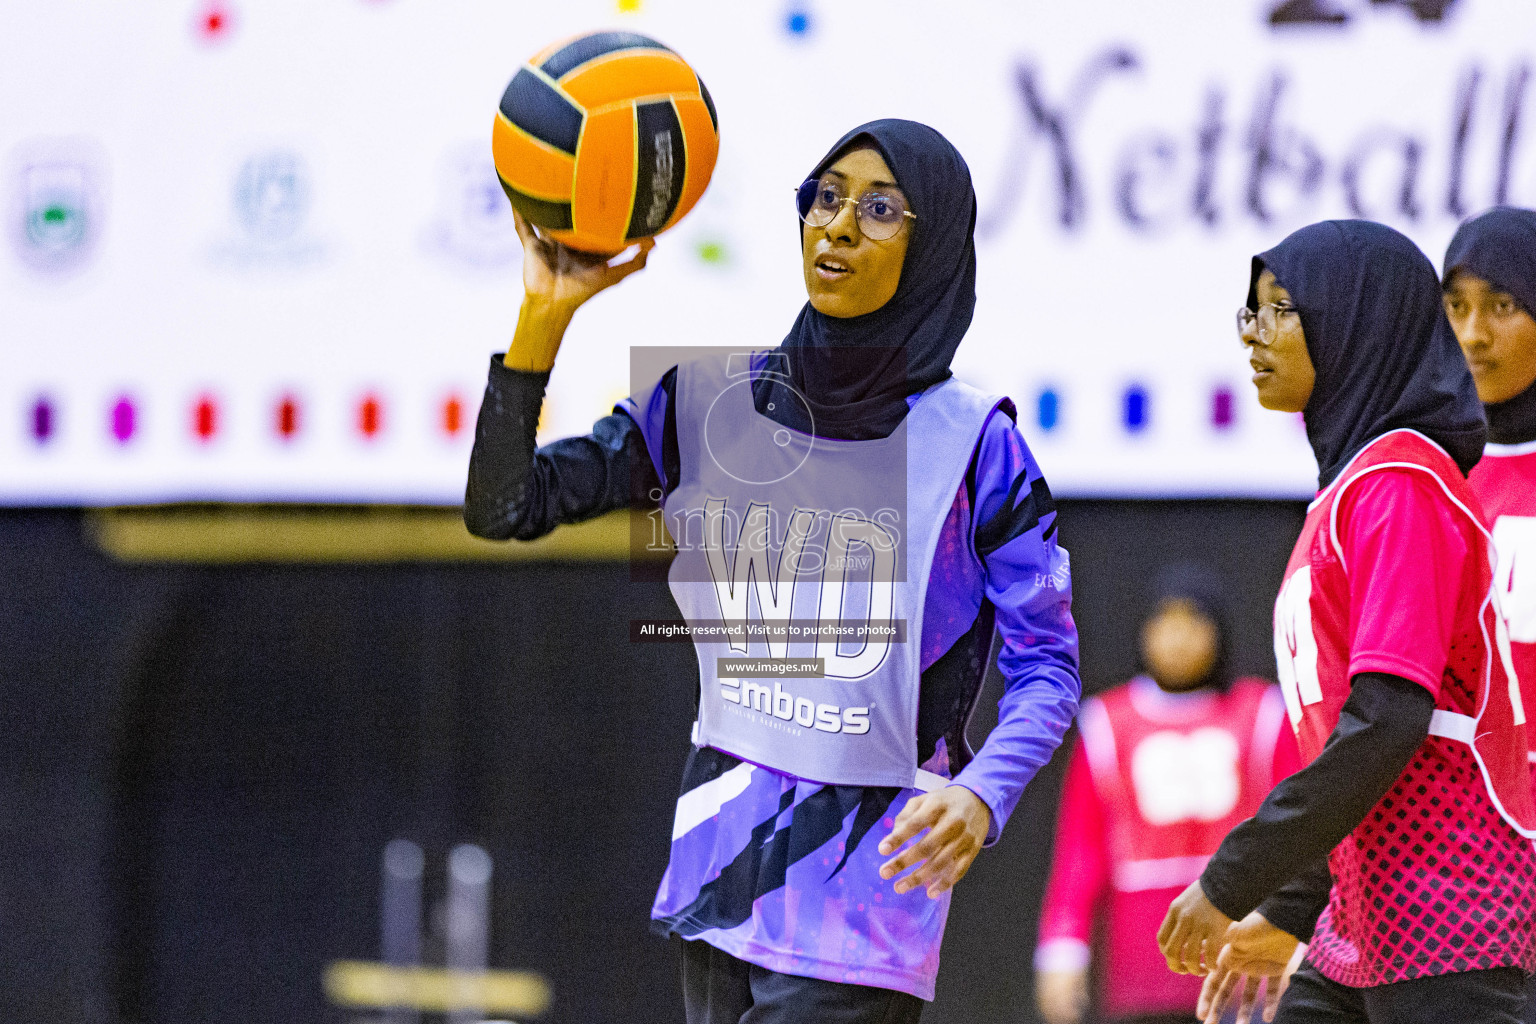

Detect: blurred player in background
[1159, 221, 1536, 1024]
[464, 120, 1080, 1023]
[1036, 563, 1298, 1024]
[1442, 206, 1536, 1024]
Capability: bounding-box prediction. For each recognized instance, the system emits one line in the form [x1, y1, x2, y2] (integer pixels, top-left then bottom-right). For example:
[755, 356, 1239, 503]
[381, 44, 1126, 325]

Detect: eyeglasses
[1236, 302, 1299, 346]
[795, 177, 916, 241]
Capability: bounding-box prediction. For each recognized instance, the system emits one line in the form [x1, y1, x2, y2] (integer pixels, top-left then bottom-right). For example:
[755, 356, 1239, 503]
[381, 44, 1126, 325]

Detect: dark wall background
[0, 499, 1305, 1024]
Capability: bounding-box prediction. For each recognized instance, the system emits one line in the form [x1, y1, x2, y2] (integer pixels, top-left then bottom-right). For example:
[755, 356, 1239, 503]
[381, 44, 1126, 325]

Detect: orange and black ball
[492, 31, 719, 255]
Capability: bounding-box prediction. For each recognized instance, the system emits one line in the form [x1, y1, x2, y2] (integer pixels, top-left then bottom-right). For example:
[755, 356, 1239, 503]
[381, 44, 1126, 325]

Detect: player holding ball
[466, 106, 1080, 1024]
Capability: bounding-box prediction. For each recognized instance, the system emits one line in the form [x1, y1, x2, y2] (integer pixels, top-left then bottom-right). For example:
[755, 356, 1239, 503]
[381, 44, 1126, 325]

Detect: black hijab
[1139, 562, 1233, 693]
[762, 119, 977, 441]
[1443, 206, 1536, 445]
[1248, 220, 1486, 488]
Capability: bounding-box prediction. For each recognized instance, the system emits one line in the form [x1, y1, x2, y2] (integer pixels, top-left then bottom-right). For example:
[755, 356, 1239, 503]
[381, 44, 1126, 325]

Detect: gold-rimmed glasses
[1237, 302, 1299, 346]
[795, 177, 916, 240]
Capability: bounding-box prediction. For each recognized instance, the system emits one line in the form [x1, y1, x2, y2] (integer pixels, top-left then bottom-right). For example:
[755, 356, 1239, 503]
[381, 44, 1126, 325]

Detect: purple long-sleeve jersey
[618, 375, 1080, 1000]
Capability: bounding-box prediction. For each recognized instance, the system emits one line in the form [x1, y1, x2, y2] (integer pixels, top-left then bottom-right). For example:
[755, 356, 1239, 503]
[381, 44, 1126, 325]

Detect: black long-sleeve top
[1201, 672, 1436, 937]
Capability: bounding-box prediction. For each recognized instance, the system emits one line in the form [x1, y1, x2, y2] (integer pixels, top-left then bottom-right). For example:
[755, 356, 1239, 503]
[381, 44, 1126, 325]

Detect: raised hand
[504, 208, 654, 372]
[876, 786, 991, 900]
[513, 208, 653, 311]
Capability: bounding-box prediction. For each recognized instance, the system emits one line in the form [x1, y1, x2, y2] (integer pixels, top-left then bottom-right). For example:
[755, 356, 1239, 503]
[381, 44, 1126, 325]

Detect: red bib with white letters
[1469, 440, 1536, 781]
[1274, 429, 1536, 836]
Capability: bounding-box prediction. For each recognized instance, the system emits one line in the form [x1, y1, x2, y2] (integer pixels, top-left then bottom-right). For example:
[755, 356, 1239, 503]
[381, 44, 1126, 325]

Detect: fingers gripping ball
[493, 31, 720, 255]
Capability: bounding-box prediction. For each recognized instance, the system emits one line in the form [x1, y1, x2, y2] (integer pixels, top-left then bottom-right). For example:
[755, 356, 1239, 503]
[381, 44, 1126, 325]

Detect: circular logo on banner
[235, 152, 310, 242]
[210, 150, 326, 269]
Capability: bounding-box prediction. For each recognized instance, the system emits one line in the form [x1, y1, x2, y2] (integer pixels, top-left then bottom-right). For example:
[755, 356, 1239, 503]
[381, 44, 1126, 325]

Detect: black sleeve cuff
[1255, 859, 1331, 941]
[485, 353, 551, 395]
[1200, 857, 1258, 922]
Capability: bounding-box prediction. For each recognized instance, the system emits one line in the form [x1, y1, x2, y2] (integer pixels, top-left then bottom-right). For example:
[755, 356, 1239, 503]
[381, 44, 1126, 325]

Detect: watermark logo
[420, 143, 521, 272]
[10, 139, 106, 275]
[210, 150, 325, 269]
[702, 352, 816, 485]
[624, 346, 911, 589]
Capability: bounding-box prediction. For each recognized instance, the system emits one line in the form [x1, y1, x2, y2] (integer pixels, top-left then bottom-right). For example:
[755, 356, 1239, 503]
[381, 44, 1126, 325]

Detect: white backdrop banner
[3, 0, 1533, 502]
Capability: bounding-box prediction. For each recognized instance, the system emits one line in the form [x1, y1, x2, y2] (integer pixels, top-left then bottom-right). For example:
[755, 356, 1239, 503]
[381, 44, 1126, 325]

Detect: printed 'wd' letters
[701, 497, 896, 680]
